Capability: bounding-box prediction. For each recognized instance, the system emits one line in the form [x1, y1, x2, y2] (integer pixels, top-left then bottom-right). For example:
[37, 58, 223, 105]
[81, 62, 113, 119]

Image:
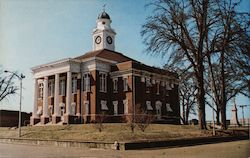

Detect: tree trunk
[182, 97, 186, 124]
[216, 110, 220, 125]
[185, 104, 189, 125]
[220, 51, 227, 129]
[197, 64, 206, 129]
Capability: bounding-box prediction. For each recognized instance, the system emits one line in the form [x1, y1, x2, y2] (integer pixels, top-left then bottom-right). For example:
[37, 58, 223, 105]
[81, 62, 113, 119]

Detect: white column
[66, 71, 72, 115]
[42, 76, 49, 117]
[32, 78, 38, 118]
[53, 73, 60, 116]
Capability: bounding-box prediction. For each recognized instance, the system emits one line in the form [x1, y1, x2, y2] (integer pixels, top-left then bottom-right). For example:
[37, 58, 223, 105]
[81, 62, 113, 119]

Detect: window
[113, 101, 118, 115]
[83, 73, 90, 92]
[146, 101, 153, 110]
[48, 80, 54, 97]
[146, 78, 151, 93]
[171, 83, 175, 88]
[123, 100, 128, 114]
[113, 78, 118, 93]
[155, 101, 162, 119]
[72, 76, 77, 94]
[99, 72, 107, 92]
[166, 82, 172, 90]
[156, 81, 160, 95]
[38, 83, 43, 98]
[59, 78, 65, 96]
[71, 102, 76, 115]
[166, 103, 173, 112]
[84, 101, 89, 115]
[123, 77, 128, 91]
[101, 100, 108, 110]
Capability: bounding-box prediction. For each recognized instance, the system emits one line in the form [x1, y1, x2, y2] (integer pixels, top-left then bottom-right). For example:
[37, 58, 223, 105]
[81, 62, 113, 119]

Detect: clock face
[95, 36, 101, 44]
[106, 36, 112, 44]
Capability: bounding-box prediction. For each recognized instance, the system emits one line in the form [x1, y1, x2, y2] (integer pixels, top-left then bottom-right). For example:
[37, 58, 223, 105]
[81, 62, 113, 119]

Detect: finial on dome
[103, 4, 106, 12]
[98, 5, 111, 20]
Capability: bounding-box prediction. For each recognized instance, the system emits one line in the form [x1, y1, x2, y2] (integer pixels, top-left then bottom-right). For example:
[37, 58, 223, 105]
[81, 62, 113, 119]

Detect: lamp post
[4, 70, 25, 137]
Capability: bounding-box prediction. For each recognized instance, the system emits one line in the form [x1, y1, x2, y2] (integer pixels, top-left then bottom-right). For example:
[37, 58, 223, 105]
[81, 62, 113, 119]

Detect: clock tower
[93, 10, 116, 51]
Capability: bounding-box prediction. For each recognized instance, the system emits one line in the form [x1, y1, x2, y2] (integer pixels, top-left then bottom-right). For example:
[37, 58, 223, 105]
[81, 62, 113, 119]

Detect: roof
[98, 11, 110, 19]
[75, 49, 178, 77]
[74, 49, 136, 63]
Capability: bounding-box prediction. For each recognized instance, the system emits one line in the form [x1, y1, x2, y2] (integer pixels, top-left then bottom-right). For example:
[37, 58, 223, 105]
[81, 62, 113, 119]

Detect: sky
[0, 0, 249, 121]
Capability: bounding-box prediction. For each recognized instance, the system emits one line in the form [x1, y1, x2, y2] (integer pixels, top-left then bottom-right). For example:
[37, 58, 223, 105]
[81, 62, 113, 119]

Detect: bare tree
[123, 114, 136, 133]
[142, 0, 211, 129]
[141, 0, 249, 129]
[135, 104, 155, 132]
[179, 72, 197, 124]
[165, 65, 197, 125]
[204, 0, 250, 129]
[93, 113, 107, 132]
[0, 69, 18, 102]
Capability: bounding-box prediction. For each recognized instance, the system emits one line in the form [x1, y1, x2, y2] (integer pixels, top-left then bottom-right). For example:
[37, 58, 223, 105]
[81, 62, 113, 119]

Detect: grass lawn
[0, 124, 215, 142]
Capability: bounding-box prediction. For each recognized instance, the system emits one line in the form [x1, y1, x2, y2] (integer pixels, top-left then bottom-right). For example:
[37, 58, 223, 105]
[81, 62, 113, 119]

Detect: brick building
[30, 10, 180, 125]
[0, 110, 31, 127]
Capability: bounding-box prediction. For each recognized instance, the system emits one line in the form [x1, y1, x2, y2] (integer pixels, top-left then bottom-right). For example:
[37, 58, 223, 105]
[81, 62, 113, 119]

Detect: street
[0, 140, 249, 158]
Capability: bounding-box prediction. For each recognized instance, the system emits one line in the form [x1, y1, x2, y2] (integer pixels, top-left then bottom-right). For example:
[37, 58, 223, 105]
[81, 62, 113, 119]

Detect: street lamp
[4, 70, 25, 137]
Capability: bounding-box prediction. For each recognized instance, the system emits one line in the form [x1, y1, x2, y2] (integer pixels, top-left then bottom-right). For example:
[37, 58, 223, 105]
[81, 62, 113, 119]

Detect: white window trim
[84, 101, 89, 115]
[71, 102, 76, 115]
[146, 101, 153, 110]
[141, 76, 145, 82]
[59, 77, 66, 96]
[99, 72, 107, 93]
[83, 73, 91, 92]
[166, 103, 173, 112]
[165, 82, 172, 90]
[113, 78, 118, 93]
[171, 83, 175, 88]
[123, 100, 128, 114]
[48, 79, 54, 97]
[155, 101, 162, 119]
[123, 77, 128, 91]
[146, 77, 151, 93]
[101, 100, 108, 110]
[113, 101, 118, 115]
[38, 82, 44, 99]
[72, 75, 78, 94]
[161, 81, 165, 86]
[152, 79, 156, 84]
[156, 81, 160, 95]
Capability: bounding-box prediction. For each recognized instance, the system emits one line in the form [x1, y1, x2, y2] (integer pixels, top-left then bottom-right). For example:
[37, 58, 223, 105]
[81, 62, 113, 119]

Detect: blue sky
[0, 0, 249, 121]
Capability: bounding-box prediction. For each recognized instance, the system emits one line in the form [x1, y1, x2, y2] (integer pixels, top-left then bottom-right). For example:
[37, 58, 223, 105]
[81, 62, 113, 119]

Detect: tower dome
[93, 9, 116, 51]
[98, 11, 110, 19]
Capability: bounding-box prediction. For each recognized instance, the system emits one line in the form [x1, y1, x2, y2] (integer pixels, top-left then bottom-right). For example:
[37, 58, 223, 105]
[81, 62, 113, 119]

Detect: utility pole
[239, 105, 247, 126]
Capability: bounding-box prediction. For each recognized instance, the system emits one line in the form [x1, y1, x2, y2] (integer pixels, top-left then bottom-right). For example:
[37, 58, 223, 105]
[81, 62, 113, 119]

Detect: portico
[30, 59, 82, 125]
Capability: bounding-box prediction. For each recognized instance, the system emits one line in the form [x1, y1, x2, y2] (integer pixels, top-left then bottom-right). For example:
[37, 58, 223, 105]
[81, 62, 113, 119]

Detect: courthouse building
[30, 10, 180, 125]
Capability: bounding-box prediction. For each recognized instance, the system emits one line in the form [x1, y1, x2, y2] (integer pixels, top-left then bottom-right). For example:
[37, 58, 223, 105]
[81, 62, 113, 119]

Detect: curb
[124, 135, 249, 150]
[0, 136, 248, 150]
[0, 138, 125, 150]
